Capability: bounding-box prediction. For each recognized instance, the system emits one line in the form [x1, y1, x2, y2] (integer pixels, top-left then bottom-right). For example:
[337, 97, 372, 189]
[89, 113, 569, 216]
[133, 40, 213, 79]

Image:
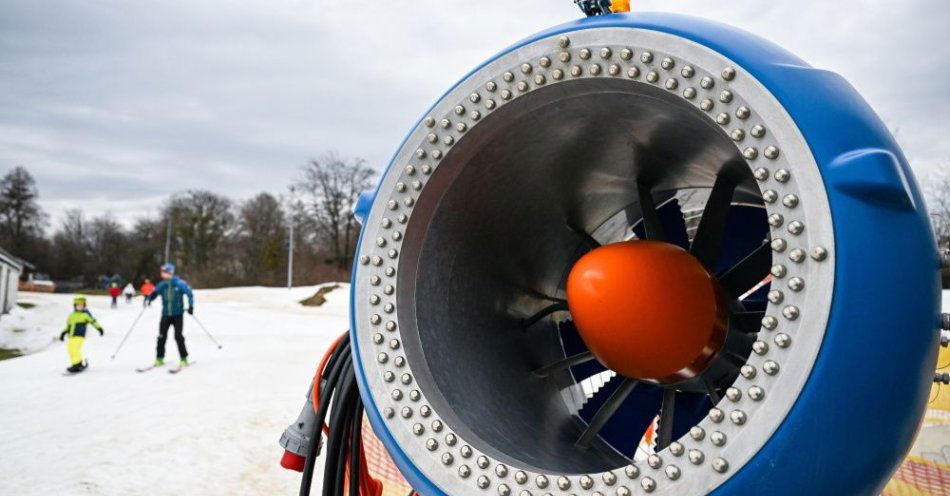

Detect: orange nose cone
[566, 240, 726, 381]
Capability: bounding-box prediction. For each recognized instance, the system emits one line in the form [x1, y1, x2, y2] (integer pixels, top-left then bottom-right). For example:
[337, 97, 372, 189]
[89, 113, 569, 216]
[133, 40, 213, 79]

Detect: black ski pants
[157, 314, 188, 360]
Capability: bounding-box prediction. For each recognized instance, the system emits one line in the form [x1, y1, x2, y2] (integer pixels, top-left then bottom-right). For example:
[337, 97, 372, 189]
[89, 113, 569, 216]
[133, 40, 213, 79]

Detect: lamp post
[287, 186, 296, 290]
[164, 216, 172, 263]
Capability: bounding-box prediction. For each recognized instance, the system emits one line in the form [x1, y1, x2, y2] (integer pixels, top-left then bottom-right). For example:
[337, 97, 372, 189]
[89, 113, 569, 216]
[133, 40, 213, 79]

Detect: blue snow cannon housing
[350, 12, 941, 496]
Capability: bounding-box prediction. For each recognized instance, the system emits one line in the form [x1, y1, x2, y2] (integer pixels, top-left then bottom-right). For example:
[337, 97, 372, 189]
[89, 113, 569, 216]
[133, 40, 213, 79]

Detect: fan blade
[731, 310, 765, 334]
[630, 198, 691, 249]
[703, 377, 722, 405]
[655, 388, 676, 451]
[709, 205, 769, 274]
[719, 241, 771, 299]
[521, 301, 569, 329]
[558, 320, 608, 380]
[690, 173, 738, 270]
[578, 375, 664, 456]
[532, 351, 596, 378]
[671, 391, 713, 441]
[576, 378, 638, 449]
[568, 223, 601, 250]
[636, 179, 666, 241]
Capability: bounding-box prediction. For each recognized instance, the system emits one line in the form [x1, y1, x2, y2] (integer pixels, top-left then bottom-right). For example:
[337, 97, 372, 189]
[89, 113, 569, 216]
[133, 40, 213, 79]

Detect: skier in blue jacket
[146, 263, 194, 368]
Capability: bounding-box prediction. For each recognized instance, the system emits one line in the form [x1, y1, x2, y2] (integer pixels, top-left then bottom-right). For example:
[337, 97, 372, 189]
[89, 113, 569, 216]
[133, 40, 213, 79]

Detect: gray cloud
[1, 0, 947, 230]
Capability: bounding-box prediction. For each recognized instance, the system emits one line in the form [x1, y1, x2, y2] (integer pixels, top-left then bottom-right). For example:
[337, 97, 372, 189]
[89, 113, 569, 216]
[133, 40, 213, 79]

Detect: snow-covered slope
[0, 284, 347, 495]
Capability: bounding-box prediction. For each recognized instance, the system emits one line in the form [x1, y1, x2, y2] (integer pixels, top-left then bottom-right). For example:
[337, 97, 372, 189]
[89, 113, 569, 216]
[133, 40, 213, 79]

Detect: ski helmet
[73, 295, 87, 305]
[161, 262, 176, 274]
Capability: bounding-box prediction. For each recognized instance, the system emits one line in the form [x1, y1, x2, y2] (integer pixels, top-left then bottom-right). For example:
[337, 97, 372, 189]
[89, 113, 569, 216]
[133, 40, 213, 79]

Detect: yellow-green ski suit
[62, 310, 103, 366]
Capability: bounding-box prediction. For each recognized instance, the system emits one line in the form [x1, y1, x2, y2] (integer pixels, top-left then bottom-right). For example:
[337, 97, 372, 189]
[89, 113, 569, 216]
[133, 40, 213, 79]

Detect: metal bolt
[749, 385, 766, 401]
[710, 431, 727, 446]
[740, 364, 757, 379]
[641, 477, 656, 492]
[535, 475, 548, 489]
[665, 465, 681, 480]
[669, 442, 684, 456]
[689, 426, 705, 441]
[580, 475, 594, 489]
[625, 464, 640, 478]
[730, 410, 747, 425]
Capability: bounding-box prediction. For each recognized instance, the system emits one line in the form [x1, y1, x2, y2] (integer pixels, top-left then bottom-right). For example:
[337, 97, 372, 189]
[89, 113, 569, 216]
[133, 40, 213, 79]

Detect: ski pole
[189, 314, 223, 349]
[110, 305, 148, 359]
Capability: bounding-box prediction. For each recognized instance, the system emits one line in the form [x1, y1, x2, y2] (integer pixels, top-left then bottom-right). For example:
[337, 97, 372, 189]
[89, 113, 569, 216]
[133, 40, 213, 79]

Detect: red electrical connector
[280, 331, 383, 496]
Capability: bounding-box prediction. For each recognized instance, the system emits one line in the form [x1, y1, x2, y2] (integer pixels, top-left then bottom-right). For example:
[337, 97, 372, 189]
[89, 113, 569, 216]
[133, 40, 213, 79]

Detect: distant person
[122, 283, 135, 303]
[108, 282, 121, 308]
[146, 263, 194, 369]
[59, 295, 104, 374]
[139, 278, 155, 307]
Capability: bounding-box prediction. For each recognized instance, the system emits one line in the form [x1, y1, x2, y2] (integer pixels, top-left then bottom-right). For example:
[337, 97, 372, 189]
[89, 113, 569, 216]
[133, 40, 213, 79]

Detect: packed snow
[0, 285, 348, 495]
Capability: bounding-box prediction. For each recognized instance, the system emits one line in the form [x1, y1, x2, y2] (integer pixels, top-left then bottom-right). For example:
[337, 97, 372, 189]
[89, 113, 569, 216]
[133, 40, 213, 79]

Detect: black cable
[323, 361, 357, 495]
[301, 346, 350, 494]
[349, 402, 364, 496]
[322, 335, 351, 381]
[314, 349, 352, 493]
[300, 343, 352, 496]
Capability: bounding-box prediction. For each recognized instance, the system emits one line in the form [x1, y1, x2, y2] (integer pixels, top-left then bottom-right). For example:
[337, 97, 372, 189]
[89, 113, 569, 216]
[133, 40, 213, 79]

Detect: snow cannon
[347, 12, 943, 496]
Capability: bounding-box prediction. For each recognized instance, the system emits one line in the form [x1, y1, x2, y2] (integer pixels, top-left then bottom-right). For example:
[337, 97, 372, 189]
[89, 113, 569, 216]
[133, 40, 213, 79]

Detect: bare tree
[0, 166, 47, 256]
[297, 152, 375, 269]
[237, 192, 287, 284]
[923, 162, 950, 250]
[165, 190, 235, 285]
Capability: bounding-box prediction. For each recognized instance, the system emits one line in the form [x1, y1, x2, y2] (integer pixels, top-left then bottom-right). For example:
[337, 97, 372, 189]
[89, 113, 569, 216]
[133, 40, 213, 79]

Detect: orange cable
[312, 332, 348, 435]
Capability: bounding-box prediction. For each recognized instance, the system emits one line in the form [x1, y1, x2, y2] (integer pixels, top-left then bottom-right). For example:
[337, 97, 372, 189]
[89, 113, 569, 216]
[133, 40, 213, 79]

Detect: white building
[0, 248, 24, 315]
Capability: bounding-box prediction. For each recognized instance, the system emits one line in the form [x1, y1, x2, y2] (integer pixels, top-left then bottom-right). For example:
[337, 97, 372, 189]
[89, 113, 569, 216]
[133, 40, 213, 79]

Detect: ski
[168, 362, 195, 374]
[136, 364, 165, 373]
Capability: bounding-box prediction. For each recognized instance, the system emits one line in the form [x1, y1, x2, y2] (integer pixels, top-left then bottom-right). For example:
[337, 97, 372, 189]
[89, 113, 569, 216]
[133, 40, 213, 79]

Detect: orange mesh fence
[363, 418, 413, 496]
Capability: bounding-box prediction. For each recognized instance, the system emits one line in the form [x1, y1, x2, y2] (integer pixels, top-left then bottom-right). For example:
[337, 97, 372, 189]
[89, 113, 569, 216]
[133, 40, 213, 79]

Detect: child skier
[122, 282, 135, 303]
[146, 263, 194, 370]
[59, 295, 104, 374]
[139, 278, 155, 307]
[108, 282, 121, 308]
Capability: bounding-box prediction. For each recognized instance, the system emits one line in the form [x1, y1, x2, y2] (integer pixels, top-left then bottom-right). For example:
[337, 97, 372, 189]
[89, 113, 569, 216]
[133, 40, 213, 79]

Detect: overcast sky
[2, 0, 948, 229]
